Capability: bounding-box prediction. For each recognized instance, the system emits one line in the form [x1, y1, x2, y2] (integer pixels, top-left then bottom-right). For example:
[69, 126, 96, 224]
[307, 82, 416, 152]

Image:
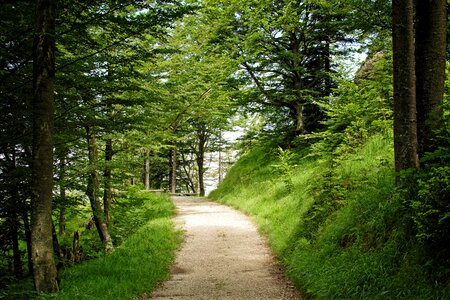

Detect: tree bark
[58, 154, 66, 236]
[85, 126, 114, 253]
[196, 130, 208, 197]
[22, 210, 33, 276]
[170, 147, 177, 194]
[415, 0, 448, 157]
[144, 149, 150, 190]
[103, 138, 113, 227]
[10, 215, 23, 277]
[9, 149, 23, 277]
[30, 0, 59, 292]
[392, 0, 419, 173]
[72, 231, 81, 263]
[180, 152, 196, 193]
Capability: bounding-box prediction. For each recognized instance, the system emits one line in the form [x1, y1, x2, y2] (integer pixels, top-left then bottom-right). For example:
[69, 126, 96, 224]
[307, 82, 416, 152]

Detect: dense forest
[0, 0, 449, 299]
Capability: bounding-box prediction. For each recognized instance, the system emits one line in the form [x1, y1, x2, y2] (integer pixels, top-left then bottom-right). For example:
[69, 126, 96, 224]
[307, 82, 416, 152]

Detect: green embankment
[40, 190, 181, 300]
[210, 132, 449, 299]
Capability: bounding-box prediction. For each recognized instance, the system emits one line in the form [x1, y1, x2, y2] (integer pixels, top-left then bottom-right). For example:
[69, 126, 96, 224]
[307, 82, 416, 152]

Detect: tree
[0, 0, 35, 277]
[51, 0, 191, 250]
[205, 0, 349, 137]
[85, 125, 114, 252]
[392, 0, 419, 172]
[157, 21, 235, 194]
[415, 0, 448, 156]
[30, 0, 59, 292]
[392, 0, 448, 173]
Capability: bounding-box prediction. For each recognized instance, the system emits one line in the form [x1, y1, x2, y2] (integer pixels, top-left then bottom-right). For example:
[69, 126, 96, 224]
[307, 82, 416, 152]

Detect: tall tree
[392, 0, 419, 172]
[30, 0, 59, 292]
[206, 0, 348, 137]
[415, 0, 448, 156]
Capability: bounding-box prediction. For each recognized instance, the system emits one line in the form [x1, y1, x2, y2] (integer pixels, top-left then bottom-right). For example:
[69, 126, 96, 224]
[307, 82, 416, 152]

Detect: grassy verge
[39, 191, 180, 300]
[42, 220, 179, 299]
[210, 133, 449, 299]
[1, 190, 180, 299]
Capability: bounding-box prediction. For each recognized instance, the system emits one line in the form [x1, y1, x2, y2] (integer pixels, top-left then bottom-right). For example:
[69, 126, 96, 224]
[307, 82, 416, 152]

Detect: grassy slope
[210, 133, 449, 299]
[40, 191, 181, 300]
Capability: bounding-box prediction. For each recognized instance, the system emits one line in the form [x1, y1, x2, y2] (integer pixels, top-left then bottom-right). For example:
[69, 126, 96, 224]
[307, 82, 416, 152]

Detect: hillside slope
[210, 132, 449, 299]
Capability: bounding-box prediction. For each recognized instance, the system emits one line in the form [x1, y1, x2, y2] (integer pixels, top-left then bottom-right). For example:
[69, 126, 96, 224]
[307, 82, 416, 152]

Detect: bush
[408, 149, 450, 273]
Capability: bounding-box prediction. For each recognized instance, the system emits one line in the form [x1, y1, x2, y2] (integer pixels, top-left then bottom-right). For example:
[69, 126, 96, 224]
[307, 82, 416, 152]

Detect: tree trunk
[103, 138, 113, 227]
[58, 154, 66, 236]
[144, 149, 150, 190]
[323, 38, 332, 97]
[58, 201, 65, 236]
[22, 210, 33, 276]
[218, 149, 222, 184]
[85, 126, 114, 253]
[196, 130, 207, 197]
[392, 0, 419, 173]
[180, 152, 196, 193]
[170, 147, 177, 194]
[10, 151, 23, 277]
[10, 216, 23, 277]
[415, 0, 448, 157]
[72, 231, 81, 263]
[291, 104, 305, 136]
[30, 0, 59, 292]
[51, 222, 63, 265]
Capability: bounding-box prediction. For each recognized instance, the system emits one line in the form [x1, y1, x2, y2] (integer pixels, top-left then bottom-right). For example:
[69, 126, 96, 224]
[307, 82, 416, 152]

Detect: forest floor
[145, 196, 302, 300]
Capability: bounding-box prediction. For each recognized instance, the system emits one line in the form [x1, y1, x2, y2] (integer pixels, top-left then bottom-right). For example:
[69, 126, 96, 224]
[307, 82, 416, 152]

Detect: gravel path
[149, 196, 302, 300]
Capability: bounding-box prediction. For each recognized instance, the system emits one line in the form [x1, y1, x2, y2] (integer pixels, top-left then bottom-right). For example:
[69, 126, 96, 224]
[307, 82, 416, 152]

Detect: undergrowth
[209, 132, 449, 299]
[44, 190, 180, 300]
[41, 218, 180, 300]
[1, 189, 180, 300]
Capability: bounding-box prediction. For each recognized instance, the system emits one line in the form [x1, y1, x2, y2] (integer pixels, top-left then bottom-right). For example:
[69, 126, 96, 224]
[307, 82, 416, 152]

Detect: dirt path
[149, 196, 301, 300]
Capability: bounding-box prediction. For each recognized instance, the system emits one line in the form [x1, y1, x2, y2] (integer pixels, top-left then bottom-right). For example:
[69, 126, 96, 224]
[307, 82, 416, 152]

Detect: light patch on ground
[148, 196, 302, 300]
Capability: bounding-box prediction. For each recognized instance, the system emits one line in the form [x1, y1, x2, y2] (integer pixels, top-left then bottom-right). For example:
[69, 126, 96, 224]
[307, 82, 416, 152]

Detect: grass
[40, 190, 181, 300]
[42, 218, 180, 300]
[209, 132, 450, 299]
[0, 189, 180, 300]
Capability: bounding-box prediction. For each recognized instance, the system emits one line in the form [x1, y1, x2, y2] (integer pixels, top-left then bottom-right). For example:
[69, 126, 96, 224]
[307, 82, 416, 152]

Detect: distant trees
[0, 0, 34, 281]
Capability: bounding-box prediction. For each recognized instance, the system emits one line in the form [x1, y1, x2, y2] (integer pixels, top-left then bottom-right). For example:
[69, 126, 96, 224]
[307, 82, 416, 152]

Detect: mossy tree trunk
[30, 0, 59, 292]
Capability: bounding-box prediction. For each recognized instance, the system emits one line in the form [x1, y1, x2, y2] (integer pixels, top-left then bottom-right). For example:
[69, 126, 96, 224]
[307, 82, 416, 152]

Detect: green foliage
[40, 192, 180, 300]
[110, 187, 175, 245]
[1, 191, 180, 299]
[272, 147, 298, 192]
[407, 149, 450, 266]
[211, 132, 449, 299]
[311, 51, 393, 157]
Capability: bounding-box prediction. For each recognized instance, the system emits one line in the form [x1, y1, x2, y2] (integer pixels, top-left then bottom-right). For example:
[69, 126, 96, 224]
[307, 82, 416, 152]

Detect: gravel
[148, 196, 303, 300]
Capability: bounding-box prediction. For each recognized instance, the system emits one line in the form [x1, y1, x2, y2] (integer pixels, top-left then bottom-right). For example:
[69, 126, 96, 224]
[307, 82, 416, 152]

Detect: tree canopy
[0, 0, 448, 297]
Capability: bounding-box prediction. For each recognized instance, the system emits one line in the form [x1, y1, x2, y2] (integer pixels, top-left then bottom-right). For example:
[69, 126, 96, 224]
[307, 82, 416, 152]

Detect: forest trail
[148, 196, 301, 300]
